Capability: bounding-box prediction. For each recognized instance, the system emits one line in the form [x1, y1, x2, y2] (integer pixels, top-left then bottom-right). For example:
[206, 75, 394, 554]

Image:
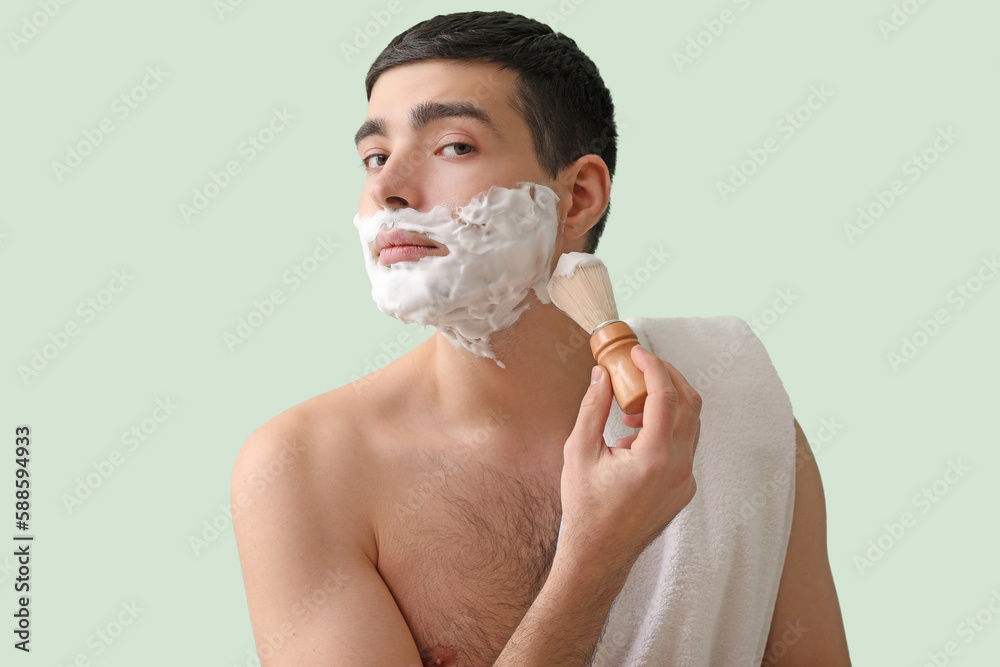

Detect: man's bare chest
[374, 451, 563, 666]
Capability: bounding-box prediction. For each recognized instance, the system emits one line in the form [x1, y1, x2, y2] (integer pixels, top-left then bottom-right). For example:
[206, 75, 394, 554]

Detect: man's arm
[231, 419, 424, 666]
[760, 417, 851, 666]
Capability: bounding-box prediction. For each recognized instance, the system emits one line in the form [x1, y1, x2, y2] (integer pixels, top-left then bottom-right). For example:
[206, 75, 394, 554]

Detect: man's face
[353, 59, 590, 363]
[355, 58, 569, 236]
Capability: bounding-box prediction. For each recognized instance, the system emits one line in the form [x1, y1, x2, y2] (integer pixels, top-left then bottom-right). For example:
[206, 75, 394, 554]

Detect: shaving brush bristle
[548, 260, 620, 333]
[548, 252, 648, 414]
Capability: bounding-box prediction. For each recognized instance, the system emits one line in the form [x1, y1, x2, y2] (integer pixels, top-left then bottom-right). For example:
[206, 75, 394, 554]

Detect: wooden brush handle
[589, 321, 647, 415]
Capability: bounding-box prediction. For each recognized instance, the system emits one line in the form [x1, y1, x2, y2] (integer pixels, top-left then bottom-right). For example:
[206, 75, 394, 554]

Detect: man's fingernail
[591, 366, 601, 385]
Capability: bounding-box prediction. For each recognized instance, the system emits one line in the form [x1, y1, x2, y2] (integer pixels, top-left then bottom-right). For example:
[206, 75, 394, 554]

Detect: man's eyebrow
[354, 100, 501, 147]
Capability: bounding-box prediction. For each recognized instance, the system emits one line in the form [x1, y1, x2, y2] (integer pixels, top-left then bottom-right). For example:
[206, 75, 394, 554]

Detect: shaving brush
[547, 252, 648, 415]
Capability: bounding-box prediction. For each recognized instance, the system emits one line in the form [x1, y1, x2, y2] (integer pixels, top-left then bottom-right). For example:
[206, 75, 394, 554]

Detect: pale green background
[2, 0, 998, 664]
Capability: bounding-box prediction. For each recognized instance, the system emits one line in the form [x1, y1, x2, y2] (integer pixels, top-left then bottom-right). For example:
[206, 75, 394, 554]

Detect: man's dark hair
[365, 11, 617, 255]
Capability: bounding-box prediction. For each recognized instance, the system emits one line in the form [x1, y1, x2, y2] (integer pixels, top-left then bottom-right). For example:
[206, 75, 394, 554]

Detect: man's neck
[417, 295, 599, 462]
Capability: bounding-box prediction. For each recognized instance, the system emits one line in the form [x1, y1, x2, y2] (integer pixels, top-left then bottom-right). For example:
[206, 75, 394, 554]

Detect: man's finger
[615, 433, 639, 449]
[628, 345, 679, 450]
[566, 364, 614, 462]
[621, 411, 643, 429]
[659, 360, 702, 445]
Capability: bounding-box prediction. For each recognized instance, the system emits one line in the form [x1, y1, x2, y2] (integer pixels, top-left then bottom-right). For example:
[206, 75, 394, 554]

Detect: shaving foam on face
[552, 251, 603, 279]
[353, 183, 561, 368]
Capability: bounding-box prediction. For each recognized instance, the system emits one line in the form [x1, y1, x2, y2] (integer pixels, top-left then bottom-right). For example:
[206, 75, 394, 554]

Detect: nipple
[422, 644, 457, 667]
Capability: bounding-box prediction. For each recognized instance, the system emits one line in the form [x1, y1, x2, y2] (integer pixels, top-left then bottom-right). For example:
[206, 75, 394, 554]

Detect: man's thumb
[567, 365, 612, 458]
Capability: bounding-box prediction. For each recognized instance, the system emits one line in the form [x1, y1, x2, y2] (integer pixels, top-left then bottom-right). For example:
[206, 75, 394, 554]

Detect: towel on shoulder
[559, 315, 797, 666]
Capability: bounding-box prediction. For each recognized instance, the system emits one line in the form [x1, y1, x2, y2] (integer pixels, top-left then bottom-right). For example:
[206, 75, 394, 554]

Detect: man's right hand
[558, 343, 701, 575]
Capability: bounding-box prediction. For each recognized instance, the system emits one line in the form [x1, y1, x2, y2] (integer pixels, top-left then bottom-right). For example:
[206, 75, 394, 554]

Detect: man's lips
[373, 228, 448, 266]
[378, 245, 441, 265]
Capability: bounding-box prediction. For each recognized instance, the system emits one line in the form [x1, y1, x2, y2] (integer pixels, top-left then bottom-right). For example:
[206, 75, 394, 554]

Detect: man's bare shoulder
[234, 381, 374, 481]
[231, 376, 427, 665]
[232, 361, 421, 503]
[231, 382, 386, 556]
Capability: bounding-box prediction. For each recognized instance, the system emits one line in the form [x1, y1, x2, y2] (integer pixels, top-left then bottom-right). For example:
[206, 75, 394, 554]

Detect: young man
[232, 11, 851, 666]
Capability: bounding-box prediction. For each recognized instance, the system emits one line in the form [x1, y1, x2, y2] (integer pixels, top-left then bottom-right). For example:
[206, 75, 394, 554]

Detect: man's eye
[361, 154, 388, 169]
[441, 143, 474, 156]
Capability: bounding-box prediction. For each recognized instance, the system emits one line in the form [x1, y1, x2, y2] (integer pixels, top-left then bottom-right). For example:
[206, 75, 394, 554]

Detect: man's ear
[559, 154, 611, 241]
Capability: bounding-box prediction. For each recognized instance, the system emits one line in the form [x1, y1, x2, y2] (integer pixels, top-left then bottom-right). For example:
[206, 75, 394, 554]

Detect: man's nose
[370, 146, 427, 209]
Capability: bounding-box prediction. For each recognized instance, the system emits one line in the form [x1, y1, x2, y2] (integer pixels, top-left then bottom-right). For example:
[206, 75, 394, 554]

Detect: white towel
[556, 315, 797, 666]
